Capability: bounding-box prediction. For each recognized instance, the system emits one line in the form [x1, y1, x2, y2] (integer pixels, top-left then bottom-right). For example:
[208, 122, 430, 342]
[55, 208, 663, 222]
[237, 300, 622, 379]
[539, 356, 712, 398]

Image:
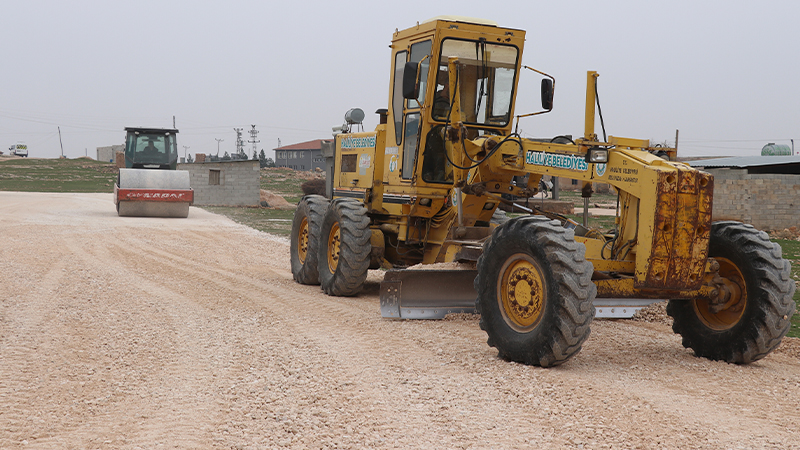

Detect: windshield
[126, 131, 177, 168]
[432, 39, 518, 126]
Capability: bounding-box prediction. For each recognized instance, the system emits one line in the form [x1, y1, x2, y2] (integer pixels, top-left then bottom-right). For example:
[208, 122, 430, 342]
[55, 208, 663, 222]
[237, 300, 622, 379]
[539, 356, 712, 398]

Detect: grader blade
[380, 269, 478, 319]
[592, 298, 662, 319]
[380, 269, 661, 319]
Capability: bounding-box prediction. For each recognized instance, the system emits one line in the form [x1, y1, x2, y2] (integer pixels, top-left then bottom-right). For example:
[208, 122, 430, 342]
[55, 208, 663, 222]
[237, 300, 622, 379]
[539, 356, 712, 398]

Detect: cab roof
[125, 127, 179, 134]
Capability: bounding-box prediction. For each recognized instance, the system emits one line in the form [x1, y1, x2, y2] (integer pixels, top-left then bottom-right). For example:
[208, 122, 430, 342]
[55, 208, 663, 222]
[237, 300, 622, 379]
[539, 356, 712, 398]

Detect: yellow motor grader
[290, 16, 795, 367]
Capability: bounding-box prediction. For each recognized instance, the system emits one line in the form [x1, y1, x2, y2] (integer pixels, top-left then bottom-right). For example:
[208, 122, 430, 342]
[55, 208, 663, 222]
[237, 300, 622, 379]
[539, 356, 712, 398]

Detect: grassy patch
[202, 206, 295, 236]
[565, 213, 617, 232]
[260, 167, 309, 203]
[0, 157, 117, 192]
[773, 239, 800, 338]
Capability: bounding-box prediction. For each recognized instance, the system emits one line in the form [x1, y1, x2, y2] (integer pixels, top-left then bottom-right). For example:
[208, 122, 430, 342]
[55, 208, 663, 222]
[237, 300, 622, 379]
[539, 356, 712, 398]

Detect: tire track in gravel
[4, 232, 227, 448]
[0, 254, 71, 448]
[79, 221, 800, 448]
[574, 321, 800, 447]
[91, 228, 798, 448]
[89, 228, 569, 447]
[59, 237, 258, 448]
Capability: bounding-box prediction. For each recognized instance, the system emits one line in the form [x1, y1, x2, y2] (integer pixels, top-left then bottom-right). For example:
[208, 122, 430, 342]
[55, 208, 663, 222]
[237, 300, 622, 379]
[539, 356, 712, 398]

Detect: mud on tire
[290, 195, 329, 285]
[318, 198, 371, 296]
[667, 221, 796, 363]
[475, 215, 596, 367]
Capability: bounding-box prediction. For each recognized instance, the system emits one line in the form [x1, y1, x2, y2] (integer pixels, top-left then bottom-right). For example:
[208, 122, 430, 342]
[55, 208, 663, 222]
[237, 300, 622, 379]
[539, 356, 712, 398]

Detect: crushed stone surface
[1, 191, 799, 449]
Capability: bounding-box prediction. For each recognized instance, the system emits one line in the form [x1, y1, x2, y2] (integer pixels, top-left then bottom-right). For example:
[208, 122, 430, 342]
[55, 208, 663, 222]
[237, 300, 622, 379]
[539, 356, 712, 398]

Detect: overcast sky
[2, 1, 798, 160]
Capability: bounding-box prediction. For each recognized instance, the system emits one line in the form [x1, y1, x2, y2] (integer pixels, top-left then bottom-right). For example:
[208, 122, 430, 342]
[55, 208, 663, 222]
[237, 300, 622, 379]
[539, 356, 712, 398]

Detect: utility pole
[58, 126, 64, 158]
[248, 125, 260, 157]
[215, 138, 224, 156]
[183, 145, 190, 159]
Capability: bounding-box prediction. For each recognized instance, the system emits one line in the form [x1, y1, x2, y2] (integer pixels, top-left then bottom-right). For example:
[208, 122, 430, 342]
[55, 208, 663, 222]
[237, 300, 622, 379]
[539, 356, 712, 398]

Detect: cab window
[391, 50, 407, 145]
[401, 113, 420, 180]
[406, 40, 432, 109]
[432, 39, 519, 126]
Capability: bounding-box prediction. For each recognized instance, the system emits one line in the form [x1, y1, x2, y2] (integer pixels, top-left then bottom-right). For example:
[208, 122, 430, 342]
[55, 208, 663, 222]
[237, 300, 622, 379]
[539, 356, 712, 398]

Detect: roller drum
[118, 168, 191, 190]
[115, 168, 193, 218]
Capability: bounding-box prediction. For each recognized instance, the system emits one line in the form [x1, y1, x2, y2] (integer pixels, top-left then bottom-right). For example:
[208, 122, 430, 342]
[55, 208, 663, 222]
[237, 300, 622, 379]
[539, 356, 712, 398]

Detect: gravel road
[1, 192, 799, 449]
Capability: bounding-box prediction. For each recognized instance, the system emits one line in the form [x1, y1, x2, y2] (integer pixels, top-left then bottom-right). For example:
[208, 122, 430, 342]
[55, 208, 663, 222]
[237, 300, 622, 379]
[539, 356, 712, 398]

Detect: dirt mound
[260, 190, 294, 209]
[770, 226, 800, 240]
[631, 300, 672, 325]
[774, 336, 800, 358]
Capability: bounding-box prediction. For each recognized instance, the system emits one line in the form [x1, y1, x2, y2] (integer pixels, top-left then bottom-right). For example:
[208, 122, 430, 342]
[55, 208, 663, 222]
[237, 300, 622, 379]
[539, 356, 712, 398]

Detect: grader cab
[291, 16, 795, 367]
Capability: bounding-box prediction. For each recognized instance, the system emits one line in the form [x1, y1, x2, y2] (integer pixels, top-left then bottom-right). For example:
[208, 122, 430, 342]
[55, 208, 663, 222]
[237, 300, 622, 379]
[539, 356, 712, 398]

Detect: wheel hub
[695, 257, 747, 330]
[297, 217, 309, 263]
[327, 223, 341, 271]
[499, 255, 546, 331]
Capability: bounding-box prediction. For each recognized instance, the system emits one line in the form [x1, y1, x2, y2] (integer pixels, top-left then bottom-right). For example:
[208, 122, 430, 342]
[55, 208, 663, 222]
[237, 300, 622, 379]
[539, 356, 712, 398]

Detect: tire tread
[667, 222, 796, 363]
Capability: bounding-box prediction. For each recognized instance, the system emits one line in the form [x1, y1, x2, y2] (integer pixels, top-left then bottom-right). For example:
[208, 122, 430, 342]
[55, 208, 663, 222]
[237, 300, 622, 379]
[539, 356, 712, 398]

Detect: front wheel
[475, 216, 596, 367]
[667, 222, 796, 363]
[318, 199, 371, 296]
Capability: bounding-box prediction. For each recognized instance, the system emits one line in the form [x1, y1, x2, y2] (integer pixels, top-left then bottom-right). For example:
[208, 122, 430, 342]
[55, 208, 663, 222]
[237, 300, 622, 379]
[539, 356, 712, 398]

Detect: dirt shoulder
[1, 192, 799, 449]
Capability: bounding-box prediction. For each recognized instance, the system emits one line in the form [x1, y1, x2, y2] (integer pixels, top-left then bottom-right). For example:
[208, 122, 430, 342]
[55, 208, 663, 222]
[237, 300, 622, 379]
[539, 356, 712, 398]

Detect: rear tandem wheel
[667, 221, 796, 363]
[290, 195, 330, 285]
[475, 216, 596, 367]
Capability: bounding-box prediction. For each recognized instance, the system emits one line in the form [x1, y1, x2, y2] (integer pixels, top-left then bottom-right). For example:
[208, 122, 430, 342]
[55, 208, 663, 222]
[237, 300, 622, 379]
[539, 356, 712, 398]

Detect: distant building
[687, 155, 800, 231]
[97, 144, 124, 163]
[274, 139, 330, 171]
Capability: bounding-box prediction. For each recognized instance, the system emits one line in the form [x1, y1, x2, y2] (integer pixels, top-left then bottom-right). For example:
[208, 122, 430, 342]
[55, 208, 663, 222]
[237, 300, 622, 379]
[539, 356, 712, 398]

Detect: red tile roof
[274, 139, 330, 151]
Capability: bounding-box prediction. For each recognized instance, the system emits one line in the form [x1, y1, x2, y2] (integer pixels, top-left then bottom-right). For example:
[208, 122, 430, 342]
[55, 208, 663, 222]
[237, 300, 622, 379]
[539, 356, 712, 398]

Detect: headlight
[585, 147, 608, 163]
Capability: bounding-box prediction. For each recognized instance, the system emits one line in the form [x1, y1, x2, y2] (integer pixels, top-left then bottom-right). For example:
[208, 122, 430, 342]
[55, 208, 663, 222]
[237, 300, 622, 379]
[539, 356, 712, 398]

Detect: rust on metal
[595, 277, 718, 300]
[641, 167, 713, 291]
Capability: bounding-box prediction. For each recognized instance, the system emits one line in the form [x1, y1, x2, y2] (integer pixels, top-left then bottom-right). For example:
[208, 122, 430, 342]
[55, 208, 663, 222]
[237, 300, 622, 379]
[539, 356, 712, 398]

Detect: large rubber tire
[475, 216, 596, 367]
[667, 221, 796, 363]
[490, 209, 509, 225]
[475, 208, 509, 228]
[290, 195, 329, 285]
[318, 199, 371, 296]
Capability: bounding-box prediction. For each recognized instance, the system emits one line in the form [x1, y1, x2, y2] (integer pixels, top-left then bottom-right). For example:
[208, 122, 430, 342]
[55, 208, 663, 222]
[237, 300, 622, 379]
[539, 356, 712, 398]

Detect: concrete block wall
[178, 160, 261, 206]
[707, 168, 800, 231]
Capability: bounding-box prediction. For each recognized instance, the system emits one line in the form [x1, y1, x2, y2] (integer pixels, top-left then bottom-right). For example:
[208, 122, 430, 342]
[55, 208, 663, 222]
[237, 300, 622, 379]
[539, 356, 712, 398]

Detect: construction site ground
[1, 191, 799, 450]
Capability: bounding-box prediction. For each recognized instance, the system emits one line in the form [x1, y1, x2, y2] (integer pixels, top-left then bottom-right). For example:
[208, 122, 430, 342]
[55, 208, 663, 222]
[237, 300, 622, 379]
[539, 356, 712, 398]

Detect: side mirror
[402, 61, 419, 100]
[541, 78, 554, 111]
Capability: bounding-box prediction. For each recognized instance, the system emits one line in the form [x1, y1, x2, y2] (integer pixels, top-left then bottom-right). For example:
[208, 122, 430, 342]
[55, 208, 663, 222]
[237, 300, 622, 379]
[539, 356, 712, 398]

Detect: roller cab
[113, 127, 193, 218]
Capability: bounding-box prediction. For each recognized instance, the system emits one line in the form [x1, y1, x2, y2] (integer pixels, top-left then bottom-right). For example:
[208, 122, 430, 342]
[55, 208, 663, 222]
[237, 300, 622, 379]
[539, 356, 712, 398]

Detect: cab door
[388, 39, 432, 184]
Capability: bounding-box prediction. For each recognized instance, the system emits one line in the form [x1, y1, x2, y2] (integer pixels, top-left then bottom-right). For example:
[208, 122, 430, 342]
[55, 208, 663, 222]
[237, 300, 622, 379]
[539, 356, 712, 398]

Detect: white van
[9, 142, 28, 157]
